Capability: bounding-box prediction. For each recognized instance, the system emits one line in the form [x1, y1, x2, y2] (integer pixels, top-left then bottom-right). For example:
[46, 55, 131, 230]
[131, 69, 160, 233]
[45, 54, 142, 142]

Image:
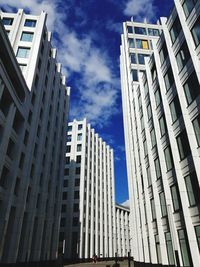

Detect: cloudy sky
[0, 0, 173, 203]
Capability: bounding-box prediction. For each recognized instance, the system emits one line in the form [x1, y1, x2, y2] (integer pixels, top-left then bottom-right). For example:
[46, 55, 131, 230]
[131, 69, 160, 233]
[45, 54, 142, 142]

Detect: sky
[0, 0, 173, 204]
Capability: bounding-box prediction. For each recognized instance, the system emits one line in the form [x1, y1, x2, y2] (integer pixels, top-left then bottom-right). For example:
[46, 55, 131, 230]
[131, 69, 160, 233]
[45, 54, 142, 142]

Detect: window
[75, 167, 80, 175]
[136, 39, 149, 49]
[19, 64, 27, 73]
[192, 16, 200, 47]
[66, 145, 71, 153]
[78, 124, 82, 130]
[165, 232, 175, 265]
[144, 82, 149, 97]
[159, 191, 167, 217]
[164, 67, 174, 91]
[169, 95, 182, 123]
[159, 42, 168, 65]
[176, 41, 190, 72]
[150, 128, 156, 148]
[151, 64, 157, 81]
[61, 204, 66, 213]
[184, 71, 200, 105]
[75, 179, 80, 186]
[68, 125, 72, 131]
[154, 157, 161, 179]
[72, 217, 79, 226]
[62, 192, 67, 200]
[64, 168, 69, 176]
[164, 146, 174, 171]
[67, 135, 72, 142]
[150, 198, 156, 220]
[143, 139, 148, 157]
[183, 0, 197, 17]
[63, 180, 68, 187]
[195, 225, 200, 252]
[127, 26, 133, 33]
[155, 87, 161, 107]
[73, 203, 79, 212]
[24, 19, 36, 27]
[16, 47, 30, 58]
[2, 17, 13, 25]
[176, 130, 191, 160]
[0, 166, 9, 188]
[76, 155, 81, 163]
[147, 103, 152, 120]
[178, 229, 192, 267]
[130, 53, 137, 64]
[138, 54, 149, 65]
[77, 133, 82, 141]
[159, 115, 167, 136]
[170, 184, 181, 212]
[65, 157, 70, 164]
[131, 69, 138, 81]
[20, 32, 34, 42]
[134, 27, 147, 35]
[192, 114, 200, 146]
[184, 172, 200, 206]
[74, 191, 79, 199]
[170, 16, 182, 43]
[128, 38, 134, 48]
[148, 28, 159, 36]
[77, 144, 82, 152]
[60, 218, 65, 227]
[146, 166, 152, 186]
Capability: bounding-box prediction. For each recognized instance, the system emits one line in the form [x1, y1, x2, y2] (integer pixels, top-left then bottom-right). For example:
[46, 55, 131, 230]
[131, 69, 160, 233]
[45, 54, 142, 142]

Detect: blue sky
[1, 0, 173, 204]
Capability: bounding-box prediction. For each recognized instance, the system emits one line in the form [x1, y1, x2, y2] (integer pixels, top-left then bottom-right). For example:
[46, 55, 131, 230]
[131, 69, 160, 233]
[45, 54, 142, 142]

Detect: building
[115, 204, 131, 257]
[120, 1, 200, 267]
[0, 9, 70, 263]
[60, 119, 116, 260]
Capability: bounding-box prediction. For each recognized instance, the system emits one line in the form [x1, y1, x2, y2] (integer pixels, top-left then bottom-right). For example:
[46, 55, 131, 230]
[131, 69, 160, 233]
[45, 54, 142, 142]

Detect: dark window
[138, 54, 149, 65]
[68, 125, 72, 131]
[134, 27, 147, 35]
[75, 167, 80, 175]
[67, 135, 72, 142]
[131, 69, 138, 81]
[73, 203, 79, 212]
[150, 198, 156, 220]
[151, 63, 157, 81]
[127, 26, 133, 33]
[78, 124, 82, 130]
[72, 217, 79, 226]
[159, 42, 168, 65]
[183, 0, 197, 17]
[164, 67, 174, 91]
[184, 71, 200, 105]
[130, 53, 137, 64]
[76, 155, 81, 163]
[24, 19, 36, 27]
[2, 17, 13, 25]
[64, 168, 69, 176]
[0, 166, 9, 188]
[169, 95, 182, 123]
[150, 128, 156, 148]
[62, 192, 67, 200]
[14, 177, 20, 196]
[77, 144, 82, 152]
[154, 157, 161, 179]
[66, 145, 71, 153]
[176, 41, 190, 72]
[184, 172, 200, 206]
[155, 87, 161, 107]
[192, 15, 200, 47]
[159, 115, 167, 136]
[74, 191, 79, 199]
[170, 184, 181, 212]
[61, 205, 66, 213]
[195, 225, 200, 252]
[178, 229, 192, 267]
[66, 157, 70, 164]
[170, 16, 182, 43]
[128, 38, 134, 48]
[63, 180, 68, 187]
[165, 232, 175, 265]
[159, 191, 167, 217]
[176, 129, 191, 160]
[164, 146, 174, 171]
[60, 218, 65, 227]
[192, 114, 200, 146]
[148, 28, 160, 36]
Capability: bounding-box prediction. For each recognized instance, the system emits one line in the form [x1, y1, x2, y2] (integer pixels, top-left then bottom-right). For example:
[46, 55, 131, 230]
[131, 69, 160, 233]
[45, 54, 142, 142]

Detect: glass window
[127, 26, 133, 33]
[155, 87, 161, 107]
[148, 28, 160, 36]
[151, 64, 157, 81]
[146, 166, 152, 186]
[170, 184, 181, 212]
[159, 115, 167, 136]
[144, 82, 149, 97]
[150, 198, 156, 220]
[134, 27, 147, 35]
[164, 146, 174, 171]
[20, 32, 34, 42]
[67, 135, 72, 142]
[68, 125, 72, 131]
[2, 17, 13, 25]
[65, 157, 70, 164]
[76, 155, 81, 163]
[130, 53, 137, 64]
[159, 191, 167, 217]
[66, 145, 71, 153]
[165, 232, 175, 265]
[183, 0, 197, 17]
[63, 180, 68, 187]
[176, 129, 191, 160]
[19, 64, 27, 73]
[128, 38, 134, 48]
[150, 128, 156, 148]
[138, 54, 149, 65]
[16, 47, 30, 58]
[77, 133, 82, 141]
[164, 67, 174, 91]
[77, 144, 82, 151]
[75, 167, 80, 175]
[159, 42, 168, 65]
[170, 16, 182, 43]
[143, 139, 148, 157]
[136, 39, 149, 49]
[62, 192, 67, 200]
[184, 71, 200, 105]
[78, 124, 82, 130]
[64, 168, 69, 176]
[176, 41, 190, 72]
[24, 19, 36, 27]
[185, 172, 200, 206]
[147, 103, 152, 120]
[131, 69, 138, 81]
[73, 203, 79, 212]
[75, 178, 80, 186]
[74, 191, 79, 199]
[154, 157, 161, 179]
[178, 229, 192, 267]
[192, 16, 200, 47]
[195, 225, 200, 252]
[169, 95, 182, 123]
[192, 114, 200, 146]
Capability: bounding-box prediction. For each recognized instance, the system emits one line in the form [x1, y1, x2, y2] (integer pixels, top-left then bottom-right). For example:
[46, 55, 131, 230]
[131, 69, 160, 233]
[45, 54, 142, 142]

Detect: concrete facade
[60, 119, 116, 260]
[0, 10, 70, 263]
[120, 1, 200, 266]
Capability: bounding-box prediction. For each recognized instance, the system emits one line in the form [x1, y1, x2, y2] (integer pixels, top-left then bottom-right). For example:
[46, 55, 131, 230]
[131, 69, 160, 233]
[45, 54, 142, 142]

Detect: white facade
[115, 204, 131, 257]
[60, 119, 116, 260]
[0, 10, 70, 263]
[120, 1, 200, 267]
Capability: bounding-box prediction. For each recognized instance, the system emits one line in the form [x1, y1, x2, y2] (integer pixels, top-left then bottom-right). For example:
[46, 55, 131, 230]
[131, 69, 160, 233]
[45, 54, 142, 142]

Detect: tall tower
[120, 1, 200, 266]
[60, 119, 116, 259]
[0, 9, 70, 263]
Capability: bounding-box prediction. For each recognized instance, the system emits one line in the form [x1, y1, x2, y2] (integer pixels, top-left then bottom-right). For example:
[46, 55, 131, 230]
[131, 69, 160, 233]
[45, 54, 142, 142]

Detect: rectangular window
[138, 54, 149, 65]
[20, 32, 34, 42]
[64, 168, 69, 176]
[155, 87, 161, 107]
[154, 157, 161, 179]
[176, 129, 191, 160]
[150, 198, 156, 220]
[130, 53, 137, 64]
[183, 0, 197, 17]
[178, 229, 192, 267]
[159, 115, 167, 136]
[134, 27, 147, 35]
[159, 42, 168, 65]
[184, 172, 200, 206]
[24, 19, 36, 27]
[170, 16, 182, 43]
[150, 128, 156, 148]
[74, 191, 79, 199]
[169, 95, 182, 123]
[170, 184, 181, 212]
[148, 28, 160, 36]
[77, 144, 82, 152]
[77, 133, 82, 141]
[176, 41, 190, 72]
[159, 191, 167, 217]
[195, 225, 200, 252]
[62, 192, 67, 200]
[68, 125, 72, 131]
[2, 17, 13, 25]
[127, 26, 133, 33]
[0, 166, 9, 188]
[73, 203, 79, 212]
[128, 38, 134, 48]
[76, 155, 81, 163]
[165, 232, 175, 265]
[192, 16, 200, 47]
[136, 39, 149, 49]
[147, 103, 152, 120]
[78, 124, 82, 130]
[66, 157, 70, 164]
[164, 146, 174, 171]
[184, 71, 200, 105]
[146, 166, 152, 186]
[67, 135, 72, 142]
[63, 180, 68, 187]
[75, 178, 80, 186]
[75, 167, 80, 175]
[151, 64, 157, 81]
[16, 47, 30, 58]
[164, 67, 174, 91]
[192, 114, 200, 146]
[131, 69, 138, 81]
[66, 145, 71, 153]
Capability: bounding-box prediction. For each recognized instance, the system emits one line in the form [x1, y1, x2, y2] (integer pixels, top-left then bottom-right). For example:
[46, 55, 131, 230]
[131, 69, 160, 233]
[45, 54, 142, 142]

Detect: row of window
[66, 144, 82, 153]
[2, 17, 36, 27]
[68, 124, 82, 132]
[129, 38, 149, 50]
[130, 53, 150, 65]
[62, 190, 79, 200]
[127, 25, 160, 36]
[64, 167, 81, 176]
[67, 133, 82, 142]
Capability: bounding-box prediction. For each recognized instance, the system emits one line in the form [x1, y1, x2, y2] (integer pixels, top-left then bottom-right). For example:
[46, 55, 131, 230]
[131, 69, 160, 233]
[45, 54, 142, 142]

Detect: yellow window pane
[142, 40, 149, 49]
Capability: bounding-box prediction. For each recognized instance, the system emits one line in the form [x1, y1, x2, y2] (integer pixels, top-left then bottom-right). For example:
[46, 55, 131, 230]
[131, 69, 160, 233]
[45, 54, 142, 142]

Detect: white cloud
[0, 0, 120, 128]
[123, 0, 157, 22]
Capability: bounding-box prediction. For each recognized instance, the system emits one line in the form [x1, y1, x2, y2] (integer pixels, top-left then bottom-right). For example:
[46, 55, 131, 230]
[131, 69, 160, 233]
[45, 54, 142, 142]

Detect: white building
[115, 204, 131, 257]
[0, 9, 70, 263]
[60, 119, 116, 260]
[120, 1, 200, 267]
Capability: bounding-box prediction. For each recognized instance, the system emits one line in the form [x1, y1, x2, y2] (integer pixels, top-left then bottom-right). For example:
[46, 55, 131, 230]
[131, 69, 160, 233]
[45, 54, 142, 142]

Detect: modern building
[59, 119, 116, 260]
[0, 9, 70, 263]
[120, 1, 200, 267]
[115, 204, 131, 257]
